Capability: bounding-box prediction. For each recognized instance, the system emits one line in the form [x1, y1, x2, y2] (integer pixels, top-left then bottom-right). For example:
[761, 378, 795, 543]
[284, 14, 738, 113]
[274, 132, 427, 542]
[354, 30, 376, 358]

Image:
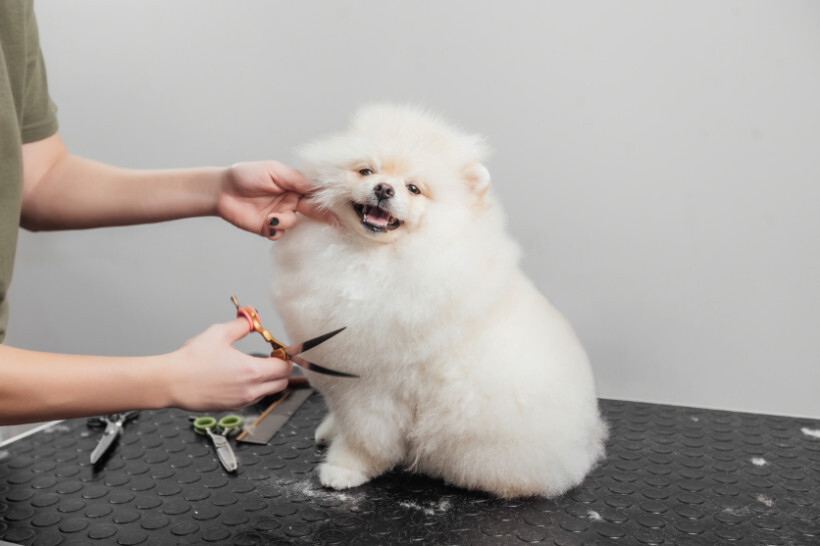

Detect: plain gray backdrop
[7, 1, 820, 418]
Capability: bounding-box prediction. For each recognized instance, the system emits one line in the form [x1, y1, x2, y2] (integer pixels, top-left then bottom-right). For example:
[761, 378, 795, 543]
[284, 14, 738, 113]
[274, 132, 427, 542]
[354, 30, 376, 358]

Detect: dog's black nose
[373, 183, 395, 200]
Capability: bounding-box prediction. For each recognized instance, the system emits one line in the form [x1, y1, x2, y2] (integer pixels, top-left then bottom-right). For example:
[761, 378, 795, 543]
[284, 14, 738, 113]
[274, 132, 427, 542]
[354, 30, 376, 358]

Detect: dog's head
[299, 104, 491, 243]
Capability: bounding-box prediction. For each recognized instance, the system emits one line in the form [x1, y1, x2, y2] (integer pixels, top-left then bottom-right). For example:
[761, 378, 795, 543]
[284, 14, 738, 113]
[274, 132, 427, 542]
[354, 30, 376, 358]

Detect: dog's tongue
[365, 206, 391, 227]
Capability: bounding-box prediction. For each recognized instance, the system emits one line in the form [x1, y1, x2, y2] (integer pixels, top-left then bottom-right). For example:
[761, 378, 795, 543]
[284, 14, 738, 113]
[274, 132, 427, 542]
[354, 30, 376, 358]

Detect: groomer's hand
[166, 317, 293, 411]
[217, 161, 334, 240]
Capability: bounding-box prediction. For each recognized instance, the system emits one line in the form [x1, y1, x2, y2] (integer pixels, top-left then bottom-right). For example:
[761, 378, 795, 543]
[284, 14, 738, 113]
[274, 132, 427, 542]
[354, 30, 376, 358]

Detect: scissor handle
[232, 296, 287, 349]
[235, 306, 255, 332]
[192, 416, 217, 435]
[192, 415, 242, 436]
[271, 347, 288, 361]
[86, 416, 108, 428]
[117, 411, 140, 424]
[87, 411, 139, 428]
[218, 415, 243, 437]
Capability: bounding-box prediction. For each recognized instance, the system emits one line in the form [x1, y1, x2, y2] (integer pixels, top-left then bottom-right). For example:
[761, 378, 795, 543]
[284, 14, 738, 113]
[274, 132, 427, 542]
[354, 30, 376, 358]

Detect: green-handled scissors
[192, 414, 242, 472]
[231, 296, 357, 378]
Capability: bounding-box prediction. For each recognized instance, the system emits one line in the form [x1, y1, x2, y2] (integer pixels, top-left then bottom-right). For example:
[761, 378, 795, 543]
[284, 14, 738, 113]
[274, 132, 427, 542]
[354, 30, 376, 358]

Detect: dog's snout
[373, 183, 395, 200]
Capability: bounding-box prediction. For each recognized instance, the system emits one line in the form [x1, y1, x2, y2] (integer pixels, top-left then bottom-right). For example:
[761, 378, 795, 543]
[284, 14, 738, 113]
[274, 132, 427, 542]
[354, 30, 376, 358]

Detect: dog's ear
[464, 163, 490, 196]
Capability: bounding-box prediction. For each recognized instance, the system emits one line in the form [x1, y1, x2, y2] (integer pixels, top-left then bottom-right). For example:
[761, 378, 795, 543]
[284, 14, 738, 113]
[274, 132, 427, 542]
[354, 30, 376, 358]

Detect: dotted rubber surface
[1, 395, 819, 545]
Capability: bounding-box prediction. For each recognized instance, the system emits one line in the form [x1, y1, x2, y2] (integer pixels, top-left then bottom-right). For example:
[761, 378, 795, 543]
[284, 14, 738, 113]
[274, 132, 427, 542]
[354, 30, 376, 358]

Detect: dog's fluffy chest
[271, 218, 518, 377]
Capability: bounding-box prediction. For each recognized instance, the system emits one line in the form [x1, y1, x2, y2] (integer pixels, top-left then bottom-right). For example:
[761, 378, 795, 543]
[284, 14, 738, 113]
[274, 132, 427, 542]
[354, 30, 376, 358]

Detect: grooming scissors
[87, 411, 140, 464]
[191, 414, 242, 472]
[231, 296, 357, 378]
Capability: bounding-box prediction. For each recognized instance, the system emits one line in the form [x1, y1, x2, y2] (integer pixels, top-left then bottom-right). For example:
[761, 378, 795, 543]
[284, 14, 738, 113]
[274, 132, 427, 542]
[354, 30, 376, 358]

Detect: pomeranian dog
[271, 104, 607, 498]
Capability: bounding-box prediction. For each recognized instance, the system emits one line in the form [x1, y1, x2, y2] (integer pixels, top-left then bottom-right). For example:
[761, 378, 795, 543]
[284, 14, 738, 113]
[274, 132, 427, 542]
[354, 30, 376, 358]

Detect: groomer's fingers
[266, 210, 299, 240]
[179, 317, 250, 350]
[249, 358, 293, 400]
[271, 357, 294, 379]
[223, 317, 253, 342]
[269, 162, 313, 195]
[297, 197, 339, 226]
[255, 356, 293, 381]
[253, 377, 291, 400]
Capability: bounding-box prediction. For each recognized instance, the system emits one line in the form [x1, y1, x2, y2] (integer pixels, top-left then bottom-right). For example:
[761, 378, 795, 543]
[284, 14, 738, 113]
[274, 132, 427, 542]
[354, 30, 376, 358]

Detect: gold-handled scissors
[231, 296, 357, 378]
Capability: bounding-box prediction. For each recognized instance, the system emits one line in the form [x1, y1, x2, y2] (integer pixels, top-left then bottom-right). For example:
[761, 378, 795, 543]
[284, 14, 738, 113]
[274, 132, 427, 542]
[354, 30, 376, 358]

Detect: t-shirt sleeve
[20, 3, 58, 143]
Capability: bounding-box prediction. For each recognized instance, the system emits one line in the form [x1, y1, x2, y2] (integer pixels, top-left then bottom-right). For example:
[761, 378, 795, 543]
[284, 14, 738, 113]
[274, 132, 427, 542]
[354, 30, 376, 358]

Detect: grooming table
[1, 395, 818, 545]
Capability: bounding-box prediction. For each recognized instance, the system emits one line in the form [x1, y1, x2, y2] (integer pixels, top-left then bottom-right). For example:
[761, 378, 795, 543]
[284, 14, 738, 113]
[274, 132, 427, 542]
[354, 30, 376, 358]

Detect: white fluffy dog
[271, 104, 607, 498]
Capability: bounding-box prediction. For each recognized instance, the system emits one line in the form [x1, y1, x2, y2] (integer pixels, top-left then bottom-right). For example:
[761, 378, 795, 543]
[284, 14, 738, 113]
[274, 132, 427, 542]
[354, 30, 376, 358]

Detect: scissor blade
[284, 327, 346, 356]
[289, 353, 358, 378]
[207, 430, 237, 472]
[90, 422, 120, 464]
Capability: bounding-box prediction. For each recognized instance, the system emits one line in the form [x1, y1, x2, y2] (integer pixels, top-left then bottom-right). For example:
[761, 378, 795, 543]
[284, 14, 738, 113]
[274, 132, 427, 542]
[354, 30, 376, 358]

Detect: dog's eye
[358, 168, 374, 176]
[407, 184, 421, 195]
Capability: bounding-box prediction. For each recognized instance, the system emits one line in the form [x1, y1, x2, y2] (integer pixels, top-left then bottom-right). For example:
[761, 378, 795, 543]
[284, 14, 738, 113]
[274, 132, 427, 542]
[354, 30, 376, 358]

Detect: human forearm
[21, 144, 223, 231]
[20, 132, 329, 235]
[0, 319, 293, 426]
[0, 345, 171, 425]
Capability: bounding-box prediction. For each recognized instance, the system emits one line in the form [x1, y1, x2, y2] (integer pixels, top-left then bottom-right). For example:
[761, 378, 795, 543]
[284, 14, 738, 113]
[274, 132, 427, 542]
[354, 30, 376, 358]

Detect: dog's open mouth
[352, 203, 402, 233]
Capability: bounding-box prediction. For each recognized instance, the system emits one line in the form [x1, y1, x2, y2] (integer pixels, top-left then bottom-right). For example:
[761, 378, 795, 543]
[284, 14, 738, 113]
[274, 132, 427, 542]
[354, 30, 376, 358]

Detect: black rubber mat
[1, 395, 819, 545]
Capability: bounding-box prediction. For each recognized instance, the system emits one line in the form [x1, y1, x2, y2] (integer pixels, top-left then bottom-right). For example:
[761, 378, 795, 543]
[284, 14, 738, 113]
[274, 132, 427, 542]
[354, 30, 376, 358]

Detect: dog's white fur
[271, 104, 607, 498]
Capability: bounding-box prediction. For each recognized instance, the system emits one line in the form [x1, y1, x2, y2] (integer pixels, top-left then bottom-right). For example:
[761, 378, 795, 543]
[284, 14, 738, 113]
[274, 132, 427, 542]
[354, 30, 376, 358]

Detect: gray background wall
[6, 1, 819, 419]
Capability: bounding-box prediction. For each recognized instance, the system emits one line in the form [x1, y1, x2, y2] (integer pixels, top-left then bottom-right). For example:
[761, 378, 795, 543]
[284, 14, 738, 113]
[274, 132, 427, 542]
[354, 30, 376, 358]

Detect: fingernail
[269, 217, 279, 226]
[269, 229, 277, 238]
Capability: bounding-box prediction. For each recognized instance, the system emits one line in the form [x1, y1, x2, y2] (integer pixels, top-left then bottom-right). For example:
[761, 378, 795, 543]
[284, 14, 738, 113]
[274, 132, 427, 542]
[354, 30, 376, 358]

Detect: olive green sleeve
[20, 1, 58, 144]
[0, 0, 59, 342]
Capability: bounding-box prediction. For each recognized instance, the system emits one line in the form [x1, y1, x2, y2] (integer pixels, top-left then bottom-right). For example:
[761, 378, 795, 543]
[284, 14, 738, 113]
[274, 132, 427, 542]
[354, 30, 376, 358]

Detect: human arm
[8, 134, 326, 425]
[20, 132, 330, 238]
[0, 318, 292, 426]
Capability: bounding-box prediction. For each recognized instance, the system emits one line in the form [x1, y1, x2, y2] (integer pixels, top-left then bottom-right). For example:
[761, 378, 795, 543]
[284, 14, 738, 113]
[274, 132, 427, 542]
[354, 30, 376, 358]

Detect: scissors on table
[191, 414, 242, 472]
[87, 411, 140, 464]
[231, 296, 357, 378]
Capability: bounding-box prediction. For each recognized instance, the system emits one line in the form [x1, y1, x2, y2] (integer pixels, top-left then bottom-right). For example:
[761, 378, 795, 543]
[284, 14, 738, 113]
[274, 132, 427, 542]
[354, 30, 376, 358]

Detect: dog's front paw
[319, 463, 369, 490]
